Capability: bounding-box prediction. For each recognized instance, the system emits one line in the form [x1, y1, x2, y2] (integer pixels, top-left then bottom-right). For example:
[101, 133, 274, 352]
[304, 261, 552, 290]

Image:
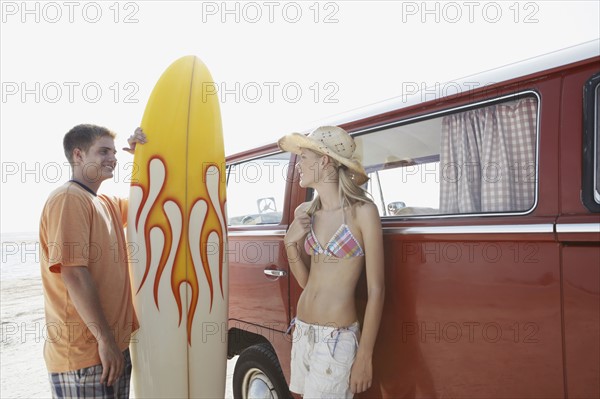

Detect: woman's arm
[283, 202, 312, 288]
[351, 203, 385, 394]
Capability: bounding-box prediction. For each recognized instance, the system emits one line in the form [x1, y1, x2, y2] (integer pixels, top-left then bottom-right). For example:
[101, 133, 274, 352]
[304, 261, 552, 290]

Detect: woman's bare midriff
[296, 255, 364, 328]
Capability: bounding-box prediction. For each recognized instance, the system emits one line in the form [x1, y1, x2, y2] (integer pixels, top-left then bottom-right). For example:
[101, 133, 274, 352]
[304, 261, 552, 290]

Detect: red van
[225, 40, 600, 399]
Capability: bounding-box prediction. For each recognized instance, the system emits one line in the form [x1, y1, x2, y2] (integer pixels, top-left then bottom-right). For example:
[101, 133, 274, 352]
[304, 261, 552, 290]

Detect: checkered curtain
[439, 98, 537, 213]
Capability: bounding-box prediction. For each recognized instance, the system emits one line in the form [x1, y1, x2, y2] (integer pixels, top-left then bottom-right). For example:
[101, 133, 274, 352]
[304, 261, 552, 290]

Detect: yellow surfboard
[127, 56, 228, 398]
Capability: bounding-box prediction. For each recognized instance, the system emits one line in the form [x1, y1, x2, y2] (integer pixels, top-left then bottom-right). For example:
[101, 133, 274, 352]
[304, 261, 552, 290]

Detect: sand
[0, 234, 236, 398]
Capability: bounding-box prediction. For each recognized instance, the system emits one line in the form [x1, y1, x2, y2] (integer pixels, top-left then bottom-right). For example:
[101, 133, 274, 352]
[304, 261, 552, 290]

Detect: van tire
[233, 343, 291, 399]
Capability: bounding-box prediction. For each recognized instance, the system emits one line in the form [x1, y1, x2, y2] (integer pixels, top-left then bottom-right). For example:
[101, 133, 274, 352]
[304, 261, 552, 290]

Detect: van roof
[316, 39, 600, 129]
[227, 39, 599, 158]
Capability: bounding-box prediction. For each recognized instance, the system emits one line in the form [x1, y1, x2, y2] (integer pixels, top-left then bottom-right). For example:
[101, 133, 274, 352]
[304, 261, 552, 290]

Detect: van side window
[226, 153, 291, 225]
[357, 95, 539, 217]
[582, 73, 600, 211]
[595, 83, 600, 204]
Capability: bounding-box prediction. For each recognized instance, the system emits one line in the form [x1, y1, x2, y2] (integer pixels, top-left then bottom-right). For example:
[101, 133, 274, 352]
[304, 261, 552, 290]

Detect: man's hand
[98, 337, 125, 386]
[123, 127, 147, 154]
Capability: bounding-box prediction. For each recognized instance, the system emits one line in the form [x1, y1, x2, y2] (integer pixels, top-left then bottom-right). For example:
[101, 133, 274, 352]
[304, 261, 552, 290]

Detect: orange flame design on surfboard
[131, 157, 227, 345]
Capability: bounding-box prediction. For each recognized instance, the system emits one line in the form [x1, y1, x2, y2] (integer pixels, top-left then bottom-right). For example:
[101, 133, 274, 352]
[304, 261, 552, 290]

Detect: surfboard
[127, 56, 228, 398]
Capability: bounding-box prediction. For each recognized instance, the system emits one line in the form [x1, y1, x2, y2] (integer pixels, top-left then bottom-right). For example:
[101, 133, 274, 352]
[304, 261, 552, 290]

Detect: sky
[1, 0, 599, 234]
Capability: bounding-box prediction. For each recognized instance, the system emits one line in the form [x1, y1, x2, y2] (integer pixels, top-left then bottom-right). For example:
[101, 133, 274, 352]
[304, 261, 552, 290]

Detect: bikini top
[304, 209, 365, 259]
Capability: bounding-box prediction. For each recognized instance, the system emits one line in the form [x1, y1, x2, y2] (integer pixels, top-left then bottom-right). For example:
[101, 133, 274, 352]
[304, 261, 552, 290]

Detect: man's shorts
[289, 318, 360, 399]
[49, 348, 132, 399]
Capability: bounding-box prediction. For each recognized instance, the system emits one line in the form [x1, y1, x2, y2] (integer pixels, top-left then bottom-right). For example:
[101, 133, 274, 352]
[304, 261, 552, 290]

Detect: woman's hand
[283, 203, 312, 287]
[349, 352, 373, 394]
[284, 210, 310, 245]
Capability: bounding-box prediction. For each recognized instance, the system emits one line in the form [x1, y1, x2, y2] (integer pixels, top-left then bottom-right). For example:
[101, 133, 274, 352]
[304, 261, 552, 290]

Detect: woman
[278, 126, 385, 398]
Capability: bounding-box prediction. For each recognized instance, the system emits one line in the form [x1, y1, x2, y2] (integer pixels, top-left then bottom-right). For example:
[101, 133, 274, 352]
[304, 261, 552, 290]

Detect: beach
[0, 232, 236, 398]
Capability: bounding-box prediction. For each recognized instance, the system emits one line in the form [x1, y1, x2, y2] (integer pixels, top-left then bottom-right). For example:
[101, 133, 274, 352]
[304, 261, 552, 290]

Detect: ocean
[1, 231, 48, 398]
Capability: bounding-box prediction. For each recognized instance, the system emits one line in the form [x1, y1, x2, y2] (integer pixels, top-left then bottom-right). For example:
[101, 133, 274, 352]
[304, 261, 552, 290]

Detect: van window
[357, 95, 539, 217]
[582, 73, 600, 212]
[226, 153, 291, 225]
[595, 84, 600, 204]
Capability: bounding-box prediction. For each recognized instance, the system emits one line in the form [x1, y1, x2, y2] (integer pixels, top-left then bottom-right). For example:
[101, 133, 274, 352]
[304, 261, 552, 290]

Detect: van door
[226, 152, 293, 332]
[557, 70, 600, 399]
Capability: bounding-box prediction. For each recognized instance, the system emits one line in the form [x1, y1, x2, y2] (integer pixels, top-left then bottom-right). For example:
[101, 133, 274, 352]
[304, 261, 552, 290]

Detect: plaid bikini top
[304, 209, 365, 259]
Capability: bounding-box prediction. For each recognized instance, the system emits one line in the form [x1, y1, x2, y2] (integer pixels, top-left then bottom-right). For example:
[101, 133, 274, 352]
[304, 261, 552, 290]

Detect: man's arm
[61, 266, 124, 386]
[117, 127, 147, 225]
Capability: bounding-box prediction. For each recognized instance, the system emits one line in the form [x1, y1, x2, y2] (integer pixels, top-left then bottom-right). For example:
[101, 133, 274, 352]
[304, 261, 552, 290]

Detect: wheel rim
[242, 367, 278, 399]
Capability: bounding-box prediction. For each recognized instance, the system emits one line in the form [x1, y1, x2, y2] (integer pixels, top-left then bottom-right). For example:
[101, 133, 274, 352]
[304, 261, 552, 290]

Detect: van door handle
[263, 269, 287, 277]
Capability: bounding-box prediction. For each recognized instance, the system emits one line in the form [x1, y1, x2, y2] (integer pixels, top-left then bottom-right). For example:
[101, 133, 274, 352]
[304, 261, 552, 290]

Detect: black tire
[233, 343, 291, 399]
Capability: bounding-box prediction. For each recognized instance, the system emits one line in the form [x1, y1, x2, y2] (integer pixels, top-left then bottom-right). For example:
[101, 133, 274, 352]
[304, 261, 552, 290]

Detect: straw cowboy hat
[278, 126, 369, 185]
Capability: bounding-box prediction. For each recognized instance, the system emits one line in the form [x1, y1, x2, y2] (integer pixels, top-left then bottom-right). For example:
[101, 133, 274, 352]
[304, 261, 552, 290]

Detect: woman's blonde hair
[306, 155, 373, 216]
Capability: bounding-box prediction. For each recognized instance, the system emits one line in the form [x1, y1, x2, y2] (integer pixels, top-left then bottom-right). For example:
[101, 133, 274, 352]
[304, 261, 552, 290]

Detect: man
[39, 124, 146, 398]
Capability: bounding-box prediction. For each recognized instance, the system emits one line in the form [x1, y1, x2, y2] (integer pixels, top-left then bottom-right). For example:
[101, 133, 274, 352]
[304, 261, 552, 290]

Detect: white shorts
[289, 318, 360, 399]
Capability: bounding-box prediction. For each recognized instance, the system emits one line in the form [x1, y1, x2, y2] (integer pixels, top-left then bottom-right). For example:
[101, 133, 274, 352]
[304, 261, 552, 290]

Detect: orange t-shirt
[39, 181, 138, 373]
